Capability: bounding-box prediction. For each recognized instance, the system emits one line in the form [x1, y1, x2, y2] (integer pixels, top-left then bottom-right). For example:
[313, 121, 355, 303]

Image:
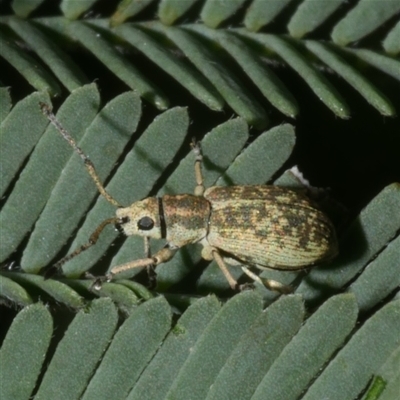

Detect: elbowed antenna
[40, 102, 122, 208]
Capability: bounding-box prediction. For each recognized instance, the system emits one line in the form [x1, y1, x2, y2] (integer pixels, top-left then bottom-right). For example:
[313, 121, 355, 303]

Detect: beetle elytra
[41, 103, 338, 292]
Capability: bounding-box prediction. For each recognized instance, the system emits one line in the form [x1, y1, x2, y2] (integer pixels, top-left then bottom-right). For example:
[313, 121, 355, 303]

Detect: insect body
[115, 185, 337, 291]
[41, 103, 338, 292]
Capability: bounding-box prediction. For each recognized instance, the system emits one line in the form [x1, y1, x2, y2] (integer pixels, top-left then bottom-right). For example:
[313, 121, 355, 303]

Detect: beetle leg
[144, 236, 157, 287]
[191, 139, 205, 196]
[212, 249, 239, 290]
[108, 244, 178, 279]
[241, 267, 293, 294]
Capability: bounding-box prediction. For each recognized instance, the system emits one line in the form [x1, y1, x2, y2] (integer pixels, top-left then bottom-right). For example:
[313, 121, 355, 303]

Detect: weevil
[41, 103, 338, 292]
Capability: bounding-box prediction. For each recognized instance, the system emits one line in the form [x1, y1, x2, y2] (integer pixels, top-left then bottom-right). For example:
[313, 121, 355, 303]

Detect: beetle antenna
[44, 217, 119, 279]
[40, 102, 121, 207]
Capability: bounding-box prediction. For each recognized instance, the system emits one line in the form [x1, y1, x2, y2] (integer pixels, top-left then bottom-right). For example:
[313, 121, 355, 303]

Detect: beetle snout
[115, 216, 130, 234]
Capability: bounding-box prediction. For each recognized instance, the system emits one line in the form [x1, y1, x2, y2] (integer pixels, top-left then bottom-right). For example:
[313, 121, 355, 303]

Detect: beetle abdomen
[205, 186, 338, 269]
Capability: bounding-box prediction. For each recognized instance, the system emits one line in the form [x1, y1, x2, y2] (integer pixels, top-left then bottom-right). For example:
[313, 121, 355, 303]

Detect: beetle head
[116, 197, 162, 239]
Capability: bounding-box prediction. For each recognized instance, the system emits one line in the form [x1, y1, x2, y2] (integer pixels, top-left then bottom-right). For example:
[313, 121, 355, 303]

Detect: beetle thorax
[162, 194, 211, 247]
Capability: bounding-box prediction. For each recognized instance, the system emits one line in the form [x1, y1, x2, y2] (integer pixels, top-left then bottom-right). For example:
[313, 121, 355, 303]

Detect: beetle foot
[238, 282, 255, 291]
[42, 265, 61, 280]
[85, 272, 109, 291]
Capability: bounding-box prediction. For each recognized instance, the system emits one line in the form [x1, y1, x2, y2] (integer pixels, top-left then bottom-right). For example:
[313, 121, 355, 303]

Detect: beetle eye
[138, 216, 154, 230]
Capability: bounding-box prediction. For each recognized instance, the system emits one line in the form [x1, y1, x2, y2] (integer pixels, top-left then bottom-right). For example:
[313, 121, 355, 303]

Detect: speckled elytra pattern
[205, 186, 337, 269]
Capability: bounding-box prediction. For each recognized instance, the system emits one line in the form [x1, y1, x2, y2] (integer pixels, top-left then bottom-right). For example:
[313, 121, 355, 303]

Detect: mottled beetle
[41, 104, 338, 292]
